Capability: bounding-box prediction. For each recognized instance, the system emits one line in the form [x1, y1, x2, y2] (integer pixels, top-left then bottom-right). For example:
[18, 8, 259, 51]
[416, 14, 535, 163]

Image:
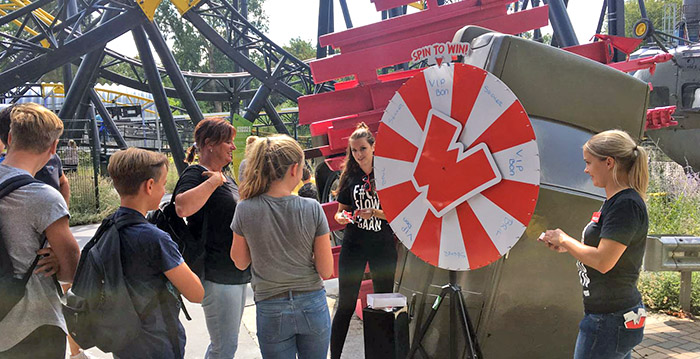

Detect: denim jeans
[574, 303, 646, 359]
[202, 281, 247, 359]
[256, 288, 330, 359]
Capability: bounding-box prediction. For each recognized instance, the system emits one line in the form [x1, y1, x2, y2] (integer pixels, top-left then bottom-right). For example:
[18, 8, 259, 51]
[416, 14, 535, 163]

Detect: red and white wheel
[374, 63, 540, 271]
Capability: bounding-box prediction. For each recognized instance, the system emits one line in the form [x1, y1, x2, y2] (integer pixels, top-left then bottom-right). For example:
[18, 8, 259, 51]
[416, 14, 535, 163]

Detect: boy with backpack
[102, 147, 204, 358]
[0, 103, 80, 358]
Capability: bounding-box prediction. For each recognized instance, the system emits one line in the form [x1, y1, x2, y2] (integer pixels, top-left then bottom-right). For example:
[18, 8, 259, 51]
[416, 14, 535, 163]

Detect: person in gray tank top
[231, 135, 333, 359]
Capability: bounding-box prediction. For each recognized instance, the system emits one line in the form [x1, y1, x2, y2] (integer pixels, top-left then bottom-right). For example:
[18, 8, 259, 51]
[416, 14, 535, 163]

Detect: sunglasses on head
[362, 174, 374, 194]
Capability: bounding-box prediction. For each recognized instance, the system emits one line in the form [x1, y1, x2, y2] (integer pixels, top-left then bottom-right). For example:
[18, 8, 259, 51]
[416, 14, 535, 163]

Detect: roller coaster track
[0, 0, 329, 103]
[0, 0, 331, 171]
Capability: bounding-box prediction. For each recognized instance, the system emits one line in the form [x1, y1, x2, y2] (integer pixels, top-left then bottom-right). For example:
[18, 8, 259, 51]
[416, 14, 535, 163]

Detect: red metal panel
[299, 78, 405, 125]
[311, 7, 548, 84]
[324, 0, 507, 51]
[323, 201, 344, 232]
[563, 41, 611, 64]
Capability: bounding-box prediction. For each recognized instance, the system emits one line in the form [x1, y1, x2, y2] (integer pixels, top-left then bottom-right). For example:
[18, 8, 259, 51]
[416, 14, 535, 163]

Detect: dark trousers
[0, 325, 66, 359]
[330, 235, 397, 359]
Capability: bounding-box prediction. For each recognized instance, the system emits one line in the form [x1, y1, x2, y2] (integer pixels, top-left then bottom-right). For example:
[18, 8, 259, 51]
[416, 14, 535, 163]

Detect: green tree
[283, 37, 316, 61]
[155, 0, 269, 112]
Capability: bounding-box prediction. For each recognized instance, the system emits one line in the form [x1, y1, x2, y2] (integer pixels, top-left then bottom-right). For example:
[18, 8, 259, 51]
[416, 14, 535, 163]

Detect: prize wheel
[374, 63, 540, 271]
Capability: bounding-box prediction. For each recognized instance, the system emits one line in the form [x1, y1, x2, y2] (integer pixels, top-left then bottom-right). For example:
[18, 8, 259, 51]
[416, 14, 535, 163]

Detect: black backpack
[147, 165, 207, 278]
[0, 174, 43, 321]
[62, 213, 183, 355]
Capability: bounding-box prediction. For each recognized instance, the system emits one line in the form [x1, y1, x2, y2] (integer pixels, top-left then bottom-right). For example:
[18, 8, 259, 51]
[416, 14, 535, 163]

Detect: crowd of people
[0, 101, 652, 359]
[0, 103, 398, 359]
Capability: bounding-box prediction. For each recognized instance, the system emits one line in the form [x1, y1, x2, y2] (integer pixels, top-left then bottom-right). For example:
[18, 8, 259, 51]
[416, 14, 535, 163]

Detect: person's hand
[539, 229, 568, 253]
[355, 208, 374, 220]
[203, 171, 226, 188]
[335, 212, 351, 225]
[35, 247, 60, 277]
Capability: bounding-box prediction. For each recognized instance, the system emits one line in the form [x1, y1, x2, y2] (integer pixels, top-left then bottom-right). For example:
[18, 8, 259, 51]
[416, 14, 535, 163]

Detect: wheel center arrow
[412, 110, 502, 217]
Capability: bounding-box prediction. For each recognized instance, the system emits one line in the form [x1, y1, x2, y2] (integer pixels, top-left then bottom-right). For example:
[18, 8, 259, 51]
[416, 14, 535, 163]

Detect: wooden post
[680, 271, 693, 313]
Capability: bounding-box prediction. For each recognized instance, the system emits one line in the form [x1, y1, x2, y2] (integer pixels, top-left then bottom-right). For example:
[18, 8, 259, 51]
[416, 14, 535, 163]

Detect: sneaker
[70, 349, 94, 359]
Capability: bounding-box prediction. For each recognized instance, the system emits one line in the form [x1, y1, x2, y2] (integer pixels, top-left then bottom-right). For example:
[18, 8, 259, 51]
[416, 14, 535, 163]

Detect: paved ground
[68, 224, 365, 359]
[633, 314, 700, 359]
[68, 224, 700, 359]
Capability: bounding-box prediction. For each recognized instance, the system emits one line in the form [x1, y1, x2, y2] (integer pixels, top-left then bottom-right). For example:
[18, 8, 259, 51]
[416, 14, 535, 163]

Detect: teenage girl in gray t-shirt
[230, 135, 333, 358]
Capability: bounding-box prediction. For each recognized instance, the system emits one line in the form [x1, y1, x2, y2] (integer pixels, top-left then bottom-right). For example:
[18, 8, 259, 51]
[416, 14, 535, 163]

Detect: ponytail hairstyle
[336, 122, 375, 195]
[239, 135, 304, 199]
[583, 129, 649, 199]
[184, 117, 236, 164]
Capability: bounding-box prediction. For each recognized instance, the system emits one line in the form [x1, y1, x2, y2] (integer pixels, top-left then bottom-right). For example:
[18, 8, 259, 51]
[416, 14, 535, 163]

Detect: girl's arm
[313, 233, 334, 279]
[174, 171, 225, 218]
[165, 262, 204, 303]
[231, 233, 252, 270]
[543, 229, 627, 274]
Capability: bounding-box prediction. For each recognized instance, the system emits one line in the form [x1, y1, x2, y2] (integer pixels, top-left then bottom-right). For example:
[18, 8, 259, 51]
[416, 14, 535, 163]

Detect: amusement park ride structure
[0, 0, 696, 357]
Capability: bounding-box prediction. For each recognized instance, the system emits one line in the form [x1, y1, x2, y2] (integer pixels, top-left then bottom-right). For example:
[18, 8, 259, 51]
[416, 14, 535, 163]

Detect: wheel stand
[407, 271, 483, 359]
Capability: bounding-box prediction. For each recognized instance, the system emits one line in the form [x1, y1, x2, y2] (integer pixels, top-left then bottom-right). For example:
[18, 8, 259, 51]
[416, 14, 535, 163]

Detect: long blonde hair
[239, 135, 303, 199]
[584, 129, 649, 199]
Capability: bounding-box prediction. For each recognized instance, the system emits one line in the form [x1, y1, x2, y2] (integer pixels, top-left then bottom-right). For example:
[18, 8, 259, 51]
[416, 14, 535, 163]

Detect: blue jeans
[256, 289, 330, 359]
[574, 303, 646, 359]
[202, 281, 247, 359]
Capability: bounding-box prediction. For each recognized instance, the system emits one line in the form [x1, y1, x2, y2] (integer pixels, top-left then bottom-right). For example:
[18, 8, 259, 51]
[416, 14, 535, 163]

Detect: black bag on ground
[62, 214, 154, 353]
[146, 165, 206, 278]
[0, 174, 42, 321]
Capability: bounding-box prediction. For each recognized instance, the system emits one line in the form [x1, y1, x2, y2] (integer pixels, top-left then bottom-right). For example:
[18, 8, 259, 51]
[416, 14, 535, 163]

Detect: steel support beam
[132, 25, 186, 173]
[243, 56, 287, 125]
[184, 11, 303, 102]
[0, 0, 54, 27]
[143, 21, 204, 125]
[88, 88, 128, 149]
[339, 0, 353, 29]
[544, 0, 578, 47]
[608, 0, 625, 60]
[316, 0, 334, 59]
[243, 84, 271, 123]
[262, 98, 290, 135]
[0, 8, 144, 94]
[60, 7, 119, 121]
[61, 0, 79, 92]
[59, 47, 107, 120]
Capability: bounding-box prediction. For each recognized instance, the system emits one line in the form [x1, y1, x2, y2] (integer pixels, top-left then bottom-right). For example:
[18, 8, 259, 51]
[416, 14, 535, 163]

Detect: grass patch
[68, 174, 120, 226]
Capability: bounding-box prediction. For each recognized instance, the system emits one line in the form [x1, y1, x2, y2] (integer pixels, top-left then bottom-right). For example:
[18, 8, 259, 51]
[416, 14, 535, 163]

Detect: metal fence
[60, 118, 101, 211]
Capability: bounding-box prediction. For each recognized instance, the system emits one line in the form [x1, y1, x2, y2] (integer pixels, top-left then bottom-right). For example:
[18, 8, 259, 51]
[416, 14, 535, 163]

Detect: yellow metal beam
[170, 0, 204, 16]
[408, 1, 425, 10]
[135, 0, 162, 21]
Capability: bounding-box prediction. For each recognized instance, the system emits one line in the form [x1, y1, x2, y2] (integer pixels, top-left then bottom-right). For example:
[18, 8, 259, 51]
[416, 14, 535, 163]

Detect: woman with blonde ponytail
[540, 129, 649, 359]
[231, 135, 334, 358]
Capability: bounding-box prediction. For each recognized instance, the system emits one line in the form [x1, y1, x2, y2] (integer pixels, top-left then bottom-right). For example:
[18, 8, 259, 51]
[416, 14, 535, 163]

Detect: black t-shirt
[35, 154, 63, 191]
[175, 165, 251, 285]
[336, 171, 394, 242]
[579, 188, 648, 313]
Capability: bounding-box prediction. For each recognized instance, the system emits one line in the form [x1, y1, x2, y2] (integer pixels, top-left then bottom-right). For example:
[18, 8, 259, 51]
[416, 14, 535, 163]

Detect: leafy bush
[639, 146, 700, 314]
[639, 271, 700, 315]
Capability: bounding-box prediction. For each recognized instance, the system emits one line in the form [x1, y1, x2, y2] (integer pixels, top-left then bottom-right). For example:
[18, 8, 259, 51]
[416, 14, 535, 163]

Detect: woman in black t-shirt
[541, 129, 649, 359]
[330, 123, 397, 359]
[174, 118, 251, 359]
